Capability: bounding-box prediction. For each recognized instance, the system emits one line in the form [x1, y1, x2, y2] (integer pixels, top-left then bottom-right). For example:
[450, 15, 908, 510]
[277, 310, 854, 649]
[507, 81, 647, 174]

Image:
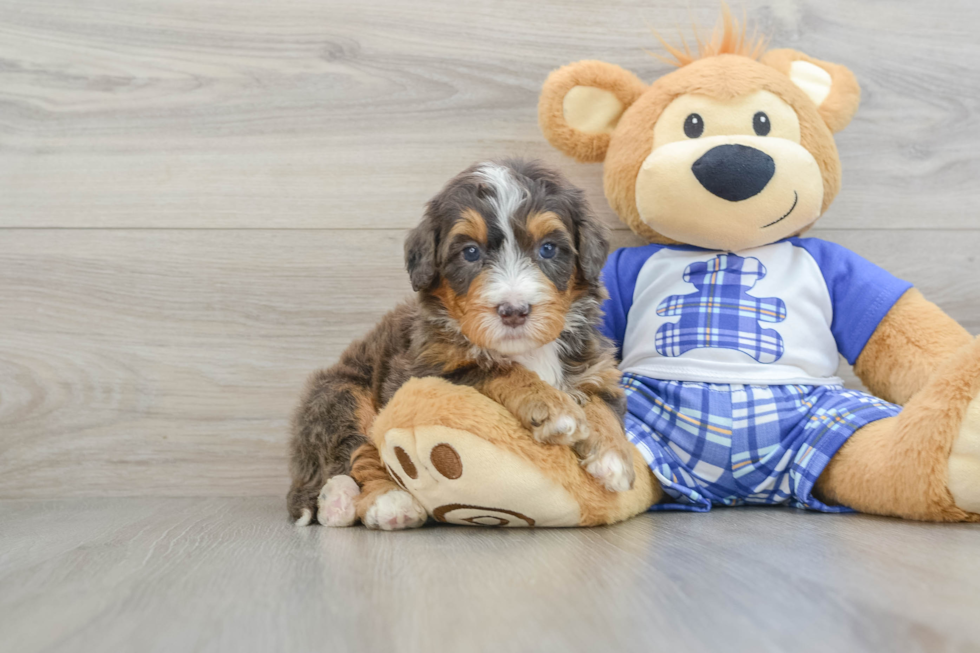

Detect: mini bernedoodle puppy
[288, 159, 636, 529]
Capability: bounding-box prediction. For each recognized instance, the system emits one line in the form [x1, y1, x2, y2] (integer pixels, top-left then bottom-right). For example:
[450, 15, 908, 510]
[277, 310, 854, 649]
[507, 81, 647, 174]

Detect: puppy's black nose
[497, 303, 530, 328]
[692, 144, 775, 202]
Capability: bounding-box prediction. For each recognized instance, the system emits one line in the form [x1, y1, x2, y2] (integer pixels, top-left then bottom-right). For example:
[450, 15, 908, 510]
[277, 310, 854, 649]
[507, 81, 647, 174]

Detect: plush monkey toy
[364, 12, 979, 526]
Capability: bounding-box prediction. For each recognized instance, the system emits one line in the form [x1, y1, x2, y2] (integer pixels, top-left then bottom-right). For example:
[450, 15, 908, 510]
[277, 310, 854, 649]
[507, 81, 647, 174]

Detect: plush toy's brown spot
[432, 504, 535, 527]
[394, 446, 418, 479]
[430, 443, 463, 479]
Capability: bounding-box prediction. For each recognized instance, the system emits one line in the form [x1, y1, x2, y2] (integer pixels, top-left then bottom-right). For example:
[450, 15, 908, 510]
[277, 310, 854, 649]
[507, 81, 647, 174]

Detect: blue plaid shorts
[622, 372, 902, 512]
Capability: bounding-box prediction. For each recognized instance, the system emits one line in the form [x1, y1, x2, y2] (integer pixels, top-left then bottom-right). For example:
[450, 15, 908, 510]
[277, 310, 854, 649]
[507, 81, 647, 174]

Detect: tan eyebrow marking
[527, 211, 569, 241]
[448, 208, 488, 244]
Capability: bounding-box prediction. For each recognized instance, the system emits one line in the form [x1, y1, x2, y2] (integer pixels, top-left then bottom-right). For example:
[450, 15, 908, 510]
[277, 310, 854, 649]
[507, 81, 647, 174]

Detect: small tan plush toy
[366, 10, 980, 526]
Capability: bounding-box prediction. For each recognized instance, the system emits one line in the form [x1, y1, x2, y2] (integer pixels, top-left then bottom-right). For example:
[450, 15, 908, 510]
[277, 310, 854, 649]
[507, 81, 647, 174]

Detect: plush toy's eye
[462, 245, 482, 262]
[538, 242, 557, 259]
[753, 111, 771, 136]
[684, 113, 704, 138]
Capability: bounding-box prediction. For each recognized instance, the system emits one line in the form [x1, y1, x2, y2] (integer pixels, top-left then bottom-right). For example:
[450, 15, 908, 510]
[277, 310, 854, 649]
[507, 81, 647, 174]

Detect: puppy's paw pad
[364, 490, 427, 531]
[585, 450, 634, 493]
[317, 475, 360, 527]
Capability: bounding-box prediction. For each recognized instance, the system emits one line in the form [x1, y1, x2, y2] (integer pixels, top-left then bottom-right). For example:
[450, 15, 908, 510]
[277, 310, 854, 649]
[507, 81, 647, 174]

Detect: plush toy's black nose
[692, 144, 775, 202]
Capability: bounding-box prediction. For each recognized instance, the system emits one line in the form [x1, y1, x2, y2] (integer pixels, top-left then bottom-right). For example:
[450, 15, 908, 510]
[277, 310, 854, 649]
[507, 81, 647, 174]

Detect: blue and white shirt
[600, 238, 912, 386]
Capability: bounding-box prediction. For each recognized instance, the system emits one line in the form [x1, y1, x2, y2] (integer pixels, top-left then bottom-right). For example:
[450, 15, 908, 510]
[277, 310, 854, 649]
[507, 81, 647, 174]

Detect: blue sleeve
[599, 244, 662, 360]
[792, 237, 913, 365]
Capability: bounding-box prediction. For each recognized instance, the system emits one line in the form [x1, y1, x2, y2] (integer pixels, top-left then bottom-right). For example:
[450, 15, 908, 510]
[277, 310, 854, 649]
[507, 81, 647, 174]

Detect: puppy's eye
[684, 113, 704, 138]
[462, 245, 481, 262]
[538, 243, 557, 259]
[753, 111, 771, 136]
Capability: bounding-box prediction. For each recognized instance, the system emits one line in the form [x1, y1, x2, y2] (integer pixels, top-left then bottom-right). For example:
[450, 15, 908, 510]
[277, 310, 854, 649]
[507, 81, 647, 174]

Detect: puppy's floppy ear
[572, 203, 610, 286]
[539, 60, 647, 163]
[761, 49, 861, 133]
[404, 213, 439, 292]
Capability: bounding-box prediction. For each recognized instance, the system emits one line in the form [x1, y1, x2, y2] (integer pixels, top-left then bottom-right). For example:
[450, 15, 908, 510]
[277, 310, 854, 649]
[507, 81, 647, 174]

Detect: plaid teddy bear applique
[654, 254, 787, 364]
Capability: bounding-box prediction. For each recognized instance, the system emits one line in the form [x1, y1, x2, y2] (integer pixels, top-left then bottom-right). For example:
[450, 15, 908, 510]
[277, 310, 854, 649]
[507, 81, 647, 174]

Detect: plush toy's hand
[516, 389, 590, 446]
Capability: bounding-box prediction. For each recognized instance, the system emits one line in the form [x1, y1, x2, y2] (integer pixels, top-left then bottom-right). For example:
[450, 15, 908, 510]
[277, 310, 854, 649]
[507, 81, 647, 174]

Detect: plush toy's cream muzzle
[635, 133, 824, 251]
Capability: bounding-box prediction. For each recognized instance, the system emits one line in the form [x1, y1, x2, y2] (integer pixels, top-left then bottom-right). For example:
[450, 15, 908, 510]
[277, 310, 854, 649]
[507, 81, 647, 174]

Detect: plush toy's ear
[539, 60, 647, 163]
[761, 49, 861, 133]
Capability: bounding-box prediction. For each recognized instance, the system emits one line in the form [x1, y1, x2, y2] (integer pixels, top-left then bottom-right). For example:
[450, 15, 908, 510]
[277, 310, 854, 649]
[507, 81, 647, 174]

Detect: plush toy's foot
[949, 392, 980, 513]
[816, 337, 980, 522]
[368, 377, 661, 527]
[316, 475, 360, 527]
[362, 489, 427, 531]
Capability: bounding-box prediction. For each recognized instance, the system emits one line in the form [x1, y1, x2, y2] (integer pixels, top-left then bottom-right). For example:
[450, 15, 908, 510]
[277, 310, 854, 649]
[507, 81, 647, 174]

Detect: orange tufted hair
[650, 3, 769, 67]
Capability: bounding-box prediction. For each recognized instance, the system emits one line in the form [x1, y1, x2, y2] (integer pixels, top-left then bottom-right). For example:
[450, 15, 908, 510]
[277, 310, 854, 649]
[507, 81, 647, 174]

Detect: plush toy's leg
[347, 442, 427, 530]
[815, 338, 980, 522]
[369, 377, 660, 527]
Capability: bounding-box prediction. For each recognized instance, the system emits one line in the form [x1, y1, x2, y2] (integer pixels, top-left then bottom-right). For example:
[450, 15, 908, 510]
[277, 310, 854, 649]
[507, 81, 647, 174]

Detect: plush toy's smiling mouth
[760, 191, 799, 229]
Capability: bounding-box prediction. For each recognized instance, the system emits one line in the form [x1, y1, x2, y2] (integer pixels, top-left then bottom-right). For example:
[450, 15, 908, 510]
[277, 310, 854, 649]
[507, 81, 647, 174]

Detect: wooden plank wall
[2, 0, 978, 499]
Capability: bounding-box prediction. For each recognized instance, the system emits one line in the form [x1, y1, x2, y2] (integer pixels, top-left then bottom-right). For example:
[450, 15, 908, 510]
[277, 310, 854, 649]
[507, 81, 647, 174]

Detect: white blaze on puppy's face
[474, 163, 559, 356]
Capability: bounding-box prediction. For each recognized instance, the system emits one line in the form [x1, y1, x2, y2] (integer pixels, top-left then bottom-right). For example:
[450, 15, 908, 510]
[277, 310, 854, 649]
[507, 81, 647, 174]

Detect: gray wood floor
[2, 0, 980, 499]
[3, 1, 980, 651]
[1, 498, 979, 653]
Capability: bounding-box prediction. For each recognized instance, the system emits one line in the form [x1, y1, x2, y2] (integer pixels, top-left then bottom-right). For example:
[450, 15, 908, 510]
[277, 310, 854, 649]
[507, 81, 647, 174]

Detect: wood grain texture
[1, 498, 979, 653]
[0, 229, 412, 498]
[0, 0, 979, 500]
[0, 228, 977, 499]
[0, 0, 979, 230]
[3, 4, 979, 649]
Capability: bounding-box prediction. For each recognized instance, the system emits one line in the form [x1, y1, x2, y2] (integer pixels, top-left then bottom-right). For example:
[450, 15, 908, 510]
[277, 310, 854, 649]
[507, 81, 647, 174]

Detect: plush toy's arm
[854, 288, 973, 405]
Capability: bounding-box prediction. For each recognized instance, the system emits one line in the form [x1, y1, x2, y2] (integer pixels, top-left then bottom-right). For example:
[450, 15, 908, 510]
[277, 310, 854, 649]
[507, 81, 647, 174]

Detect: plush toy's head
[539, 11, 861, 251]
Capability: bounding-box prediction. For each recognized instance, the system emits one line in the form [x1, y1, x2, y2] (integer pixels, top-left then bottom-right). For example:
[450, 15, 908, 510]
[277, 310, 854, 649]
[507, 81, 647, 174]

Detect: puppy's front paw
[317, 475, 360, 527]
[583, 449, 635, 493]
[363, 489, 427, 531]
[518, 392, 589, 446]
